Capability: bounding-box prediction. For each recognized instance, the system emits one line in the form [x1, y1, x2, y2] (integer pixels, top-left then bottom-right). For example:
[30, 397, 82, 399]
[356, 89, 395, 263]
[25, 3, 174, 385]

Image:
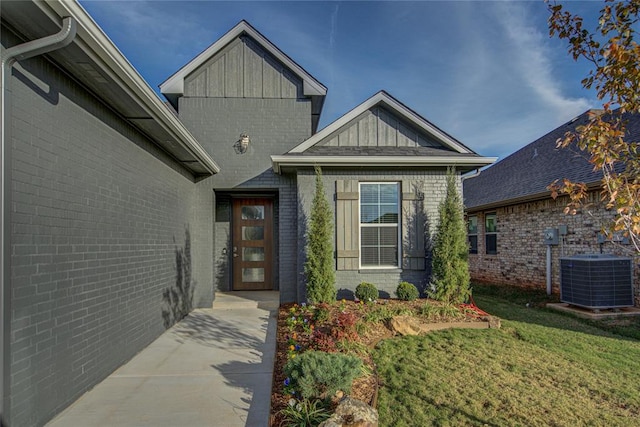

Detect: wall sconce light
[234, 133, 250, 154]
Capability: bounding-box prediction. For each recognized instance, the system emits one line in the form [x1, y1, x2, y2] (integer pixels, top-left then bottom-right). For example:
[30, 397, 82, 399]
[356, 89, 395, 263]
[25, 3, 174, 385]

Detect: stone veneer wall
[467, 191, 640, 306]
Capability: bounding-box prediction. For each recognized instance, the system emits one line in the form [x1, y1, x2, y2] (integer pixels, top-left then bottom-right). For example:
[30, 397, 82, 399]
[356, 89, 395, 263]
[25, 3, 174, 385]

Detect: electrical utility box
[544, 228, 559, 245]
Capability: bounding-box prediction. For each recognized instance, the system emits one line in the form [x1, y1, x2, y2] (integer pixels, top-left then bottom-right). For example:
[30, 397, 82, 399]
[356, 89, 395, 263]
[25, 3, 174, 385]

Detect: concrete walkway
[47, 291, 279, 427]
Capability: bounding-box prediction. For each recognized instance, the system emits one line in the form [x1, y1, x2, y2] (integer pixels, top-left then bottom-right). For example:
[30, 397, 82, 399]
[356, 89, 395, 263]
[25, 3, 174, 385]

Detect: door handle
[233, 253, 239, 258]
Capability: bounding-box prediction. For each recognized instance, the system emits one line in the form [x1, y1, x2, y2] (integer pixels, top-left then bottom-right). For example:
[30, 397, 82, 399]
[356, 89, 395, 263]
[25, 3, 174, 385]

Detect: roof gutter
[271, 155, 498, 174]
[45, 0, 220, 176]
[0, 16, 77, 423]
[464, 181, 602, 213]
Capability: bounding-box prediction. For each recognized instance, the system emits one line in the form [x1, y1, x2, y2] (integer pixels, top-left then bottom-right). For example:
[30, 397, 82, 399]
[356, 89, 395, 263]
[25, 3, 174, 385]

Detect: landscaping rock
[319, 397, 378, 427]
[389, 315, 423, 336]
[483, 315, 501, 329]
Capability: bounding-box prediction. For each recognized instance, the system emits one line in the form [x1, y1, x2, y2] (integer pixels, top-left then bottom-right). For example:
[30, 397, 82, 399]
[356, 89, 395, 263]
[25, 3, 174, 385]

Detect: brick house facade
[2, 2, 495, 425]
[464, 111, 640, 306]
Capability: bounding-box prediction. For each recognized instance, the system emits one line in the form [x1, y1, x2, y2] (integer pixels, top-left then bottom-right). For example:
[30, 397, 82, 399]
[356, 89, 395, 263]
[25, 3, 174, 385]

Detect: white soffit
[271, 155, 498, 174]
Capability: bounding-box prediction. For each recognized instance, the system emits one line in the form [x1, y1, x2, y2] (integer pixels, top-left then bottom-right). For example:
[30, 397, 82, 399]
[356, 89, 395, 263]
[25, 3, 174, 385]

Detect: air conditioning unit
[560, 254, 634, 309]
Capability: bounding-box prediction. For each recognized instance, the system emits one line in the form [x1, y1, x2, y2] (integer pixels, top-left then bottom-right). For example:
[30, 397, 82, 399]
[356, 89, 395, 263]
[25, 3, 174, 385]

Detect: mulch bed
[269, 299, 490, 426]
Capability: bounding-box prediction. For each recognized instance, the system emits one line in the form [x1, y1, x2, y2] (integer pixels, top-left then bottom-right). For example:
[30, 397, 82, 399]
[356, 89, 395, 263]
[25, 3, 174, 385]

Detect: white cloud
[495, 2, 591, 116]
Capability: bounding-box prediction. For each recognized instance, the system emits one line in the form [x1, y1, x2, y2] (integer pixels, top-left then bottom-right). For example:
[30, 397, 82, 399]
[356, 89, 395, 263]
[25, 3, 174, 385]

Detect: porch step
[212, 291, 280, 311]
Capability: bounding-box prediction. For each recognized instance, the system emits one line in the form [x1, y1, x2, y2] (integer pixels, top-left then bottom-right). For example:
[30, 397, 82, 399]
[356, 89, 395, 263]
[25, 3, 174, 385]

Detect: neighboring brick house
[1, 1, 494, 425]
[463, 110, 640, 305]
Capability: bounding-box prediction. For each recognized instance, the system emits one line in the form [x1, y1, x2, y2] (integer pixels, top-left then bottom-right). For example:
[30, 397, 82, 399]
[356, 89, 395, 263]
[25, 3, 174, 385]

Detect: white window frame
[467, 215, 478, 254]
[358, 182, 401, 269]
[485, 212, 498, 255]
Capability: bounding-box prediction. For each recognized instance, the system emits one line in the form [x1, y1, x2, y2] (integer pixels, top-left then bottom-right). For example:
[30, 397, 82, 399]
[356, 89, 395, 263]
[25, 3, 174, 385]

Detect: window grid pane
[360, 183, 399, 267]
[468, 216, 478, 234]
[485, 213, 497, 254]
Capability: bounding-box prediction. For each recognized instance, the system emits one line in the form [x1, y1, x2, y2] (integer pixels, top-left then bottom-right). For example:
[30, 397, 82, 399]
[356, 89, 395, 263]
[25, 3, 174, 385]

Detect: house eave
[271, 155, 497, 174]
[465, 181, 602, 213]
[33, 0, 220, 176]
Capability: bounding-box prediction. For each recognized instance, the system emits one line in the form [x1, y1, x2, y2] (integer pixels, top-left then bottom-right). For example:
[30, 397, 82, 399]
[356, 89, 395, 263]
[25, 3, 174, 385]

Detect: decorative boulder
[389, 315, 423, 336]
[319, 397, 378, 427]
[483, 315, 501, 329]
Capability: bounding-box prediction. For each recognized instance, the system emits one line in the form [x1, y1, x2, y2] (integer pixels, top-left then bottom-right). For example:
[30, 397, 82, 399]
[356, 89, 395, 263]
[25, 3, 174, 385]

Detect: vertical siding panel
[207, 57, 225, 97]
[358, 110, 377, 147]
[225, 42, 243, 97]
[281, 69, 300, 98]
[418, 134, 439, 148]
[344, 180, 353, 256]
[184, 69, 207, 96]
[337, 125, 359, 147]
[338, 130, 348, 147]
[346, 124, 359, 146]
[402, 180, 426, 270]
[336, 180, 346, 270]
[336, 180, 359, 270]
[263, 55, 281, 98]
[325, 136, 339, 147]
[350, 180, 359, 270]
[378, 108, 397, 147]
[398, 122, 417, 147]
[244, 39, 263, 98]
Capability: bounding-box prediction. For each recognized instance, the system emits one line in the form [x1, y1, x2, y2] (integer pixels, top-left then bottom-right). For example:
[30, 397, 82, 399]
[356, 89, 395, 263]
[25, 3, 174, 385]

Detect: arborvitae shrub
[304, 166, 336, 303]
[430, 167, 471, 304]
[355, 282, 379, 302]
[396, 281, 419, 301]
[284, 351, 362, 400]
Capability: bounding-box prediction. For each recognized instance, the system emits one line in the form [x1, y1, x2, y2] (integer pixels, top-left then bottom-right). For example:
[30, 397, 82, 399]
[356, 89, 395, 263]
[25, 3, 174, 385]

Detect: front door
[232, 198, 274, 290]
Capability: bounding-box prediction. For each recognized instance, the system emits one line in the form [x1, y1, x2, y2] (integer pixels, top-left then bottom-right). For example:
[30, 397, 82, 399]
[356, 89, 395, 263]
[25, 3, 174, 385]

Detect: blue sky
[80, 0, 605, 160]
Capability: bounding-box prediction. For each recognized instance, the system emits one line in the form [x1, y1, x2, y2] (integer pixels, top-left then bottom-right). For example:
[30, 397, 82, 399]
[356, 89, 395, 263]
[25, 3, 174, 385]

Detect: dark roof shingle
[463, 110, 640, 210]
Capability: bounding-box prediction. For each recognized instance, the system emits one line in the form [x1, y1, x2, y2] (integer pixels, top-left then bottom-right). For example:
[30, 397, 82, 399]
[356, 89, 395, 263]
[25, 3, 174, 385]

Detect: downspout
[461, 168, 481, 181]
[0, 16, 76, 423]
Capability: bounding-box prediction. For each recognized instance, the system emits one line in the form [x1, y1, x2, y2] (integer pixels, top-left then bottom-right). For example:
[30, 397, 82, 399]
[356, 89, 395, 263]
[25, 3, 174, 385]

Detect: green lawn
[373, 285, 640, 426]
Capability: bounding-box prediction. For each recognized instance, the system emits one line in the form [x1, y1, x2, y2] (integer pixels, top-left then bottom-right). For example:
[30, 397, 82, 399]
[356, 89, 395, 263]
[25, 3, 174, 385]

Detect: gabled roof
[160, 20, 327, 104]
[272, 91, 496, 173]
[463, 110, 640, 211]
[2, 0, 220, 178]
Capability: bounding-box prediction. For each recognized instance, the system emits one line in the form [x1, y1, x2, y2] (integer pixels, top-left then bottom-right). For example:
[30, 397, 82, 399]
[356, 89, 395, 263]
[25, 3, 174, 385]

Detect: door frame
[230, 196, 275, 290]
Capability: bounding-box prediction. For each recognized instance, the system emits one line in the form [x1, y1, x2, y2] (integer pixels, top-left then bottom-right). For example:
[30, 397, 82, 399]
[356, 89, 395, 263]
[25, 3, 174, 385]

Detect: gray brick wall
[178, 97, 310, 189]
[178, 97, 308, 302]
[6, 44, 213, 426]
[295, 168, 451, 300]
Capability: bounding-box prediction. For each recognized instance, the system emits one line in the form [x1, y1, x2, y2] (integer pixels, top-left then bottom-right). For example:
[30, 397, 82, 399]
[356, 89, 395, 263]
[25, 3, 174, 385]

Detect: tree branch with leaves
[547, 0, 640, 252]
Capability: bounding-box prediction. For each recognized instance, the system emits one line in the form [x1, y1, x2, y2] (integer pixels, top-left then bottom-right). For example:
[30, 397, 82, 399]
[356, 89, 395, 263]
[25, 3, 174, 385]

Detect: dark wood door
[232, 198, 273, 290]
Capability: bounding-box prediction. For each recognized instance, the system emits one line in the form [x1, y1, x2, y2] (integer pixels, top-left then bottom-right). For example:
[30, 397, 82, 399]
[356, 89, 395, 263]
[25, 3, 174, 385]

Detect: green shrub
[430, 167, 471, 304]
[304, 166, 336, 303]
[364, 305, 415, 323]
[277, 398, 331, 427]
[396, 281, 419, 301]
[312, 303, 330, 324]
[355, 282, 379, 302]
[419, 302, 464, 321]
[284, 350, 362, 400]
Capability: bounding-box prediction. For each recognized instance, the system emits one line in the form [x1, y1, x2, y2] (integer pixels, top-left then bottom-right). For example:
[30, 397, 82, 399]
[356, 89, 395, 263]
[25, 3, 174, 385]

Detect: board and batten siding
[336, 180, 360, 270]
[335, 179, 427, 271]
[320, 107, 444, 148]
[184, 35, 303, 99]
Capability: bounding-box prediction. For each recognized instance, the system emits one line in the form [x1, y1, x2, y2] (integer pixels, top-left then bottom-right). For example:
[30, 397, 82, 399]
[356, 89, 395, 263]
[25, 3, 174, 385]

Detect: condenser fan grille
[560, 255, 634, 309]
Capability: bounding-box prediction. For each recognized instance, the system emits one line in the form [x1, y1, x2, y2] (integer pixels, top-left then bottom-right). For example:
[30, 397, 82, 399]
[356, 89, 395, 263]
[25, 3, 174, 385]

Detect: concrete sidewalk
[47, 291, 279, 427]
